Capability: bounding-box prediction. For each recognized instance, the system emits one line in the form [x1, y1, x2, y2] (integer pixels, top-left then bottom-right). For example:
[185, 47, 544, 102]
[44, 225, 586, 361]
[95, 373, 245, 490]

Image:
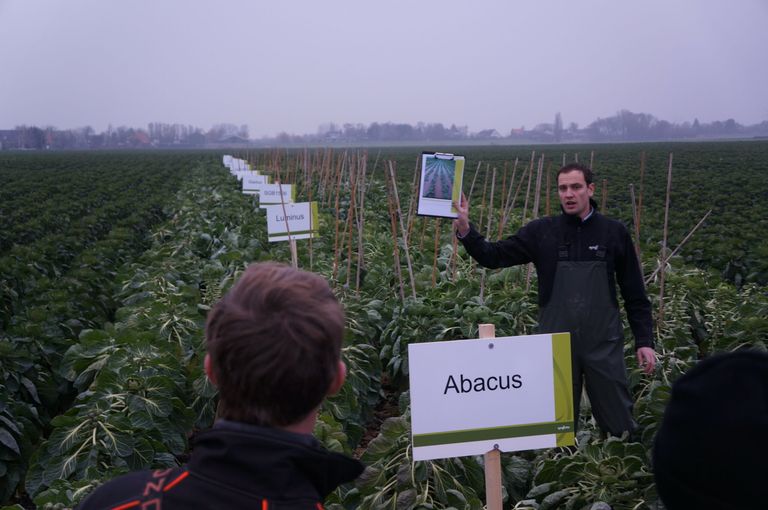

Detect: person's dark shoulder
[76, 469, 173, 510]
[76, 470, 150, 509]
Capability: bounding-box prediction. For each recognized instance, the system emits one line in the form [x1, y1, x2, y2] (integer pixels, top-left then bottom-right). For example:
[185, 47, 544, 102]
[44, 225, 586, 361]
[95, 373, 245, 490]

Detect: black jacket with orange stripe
[76, 420, 365, 510]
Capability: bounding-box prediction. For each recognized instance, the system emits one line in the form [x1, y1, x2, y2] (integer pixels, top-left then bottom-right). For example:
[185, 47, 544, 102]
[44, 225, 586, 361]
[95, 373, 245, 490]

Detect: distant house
[45, 130, 54, 149]
[0, 130, 19, 150]
[131, 131, 151, 146]
[218, 135, 250, 144]
[476, 129, 502, 139]
[188, 132, 206, 146]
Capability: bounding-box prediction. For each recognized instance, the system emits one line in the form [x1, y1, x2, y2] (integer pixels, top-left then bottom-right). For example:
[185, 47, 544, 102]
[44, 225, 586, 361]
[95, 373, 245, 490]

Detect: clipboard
[416, 151, 465, 219]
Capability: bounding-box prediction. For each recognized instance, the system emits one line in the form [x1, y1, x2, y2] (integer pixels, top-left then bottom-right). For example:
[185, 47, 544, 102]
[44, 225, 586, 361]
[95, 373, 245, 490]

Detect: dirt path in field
[353, 375, 402, 458]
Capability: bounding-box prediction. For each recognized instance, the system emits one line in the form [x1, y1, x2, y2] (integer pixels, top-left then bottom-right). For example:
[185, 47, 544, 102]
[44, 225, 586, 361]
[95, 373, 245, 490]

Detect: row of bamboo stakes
[235, 147, 710, 329]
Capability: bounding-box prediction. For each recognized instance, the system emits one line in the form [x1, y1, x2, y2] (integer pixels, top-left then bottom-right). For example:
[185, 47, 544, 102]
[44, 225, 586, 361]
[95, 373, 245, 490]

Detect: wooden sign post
[479, 323, 502, 510]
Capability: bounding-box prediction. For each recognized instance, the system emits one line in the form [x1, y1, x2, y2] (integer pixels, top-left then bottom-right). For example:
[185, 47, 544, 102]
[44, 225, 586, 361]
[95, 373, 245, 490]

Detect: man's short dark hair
[557, 163, 594, 186]
[205, 262, 344, 427]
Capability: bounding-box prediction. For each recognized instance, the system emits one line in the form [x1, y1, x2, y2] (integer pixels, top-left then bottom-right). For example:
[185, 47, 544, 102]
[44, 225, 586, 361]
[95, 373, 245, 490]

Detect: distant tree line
[260, 112, 768, 145]
[2, 112, 767, 150]
[0, 123, 249, 150]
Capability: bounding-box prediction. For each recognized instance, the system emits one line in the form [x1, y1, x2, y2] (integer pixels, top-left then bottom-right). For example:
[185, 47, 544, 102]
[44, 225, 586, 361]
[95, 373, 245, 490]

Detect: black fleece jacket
[459, 204, 653, 349]
[76, 421, 364, 510]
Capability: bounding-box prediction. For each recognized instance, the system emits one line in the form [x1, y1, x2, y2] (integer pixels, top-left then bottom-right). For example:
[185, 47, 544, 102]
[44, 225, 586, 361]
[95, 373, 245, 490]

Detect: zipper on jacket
[576, 226, 581, 259]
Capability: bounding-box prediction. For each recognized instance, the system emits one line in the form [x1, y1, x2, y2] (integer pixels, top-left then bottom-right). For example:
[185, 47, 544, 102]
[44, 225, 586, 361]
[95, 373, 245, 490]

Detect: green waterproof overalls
[537, 247, 636, 436]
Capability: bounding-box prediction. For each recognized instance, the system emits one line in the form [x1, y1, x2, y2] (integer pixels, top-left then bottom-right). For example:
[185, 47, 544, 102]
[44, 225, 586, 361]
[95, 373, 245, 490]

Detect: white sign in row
[408, 333, 573, 461]
[265, 202, 318, 242]
[223, 155, 251, 172]
[242, 174, 271, 192]
[258, 184, 295, 207]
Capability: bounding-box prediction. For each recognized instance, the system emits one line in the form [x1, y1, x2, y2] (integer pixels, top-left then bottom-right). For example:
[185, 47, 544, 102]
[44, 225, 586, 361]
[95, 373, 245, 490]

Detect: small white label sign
[257, 183, 294, 206]
[242, 174, 270, 191]
[265, 201, 318, 242]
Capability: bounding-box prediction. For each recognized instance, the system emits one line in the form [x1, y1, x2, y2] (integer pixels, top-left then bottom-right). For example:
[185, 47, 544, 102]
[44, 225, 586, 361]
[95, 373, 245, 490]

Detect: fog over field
[0, 0, 766, 137]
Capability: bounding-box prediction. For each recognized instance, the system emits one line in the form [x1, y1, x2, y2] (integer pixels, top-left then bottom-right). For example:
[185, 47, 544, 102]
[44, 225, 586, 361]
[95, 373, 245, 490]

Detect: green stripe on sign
[552, 332, 575, 446]
[268, 229, 317, 238]
[413, 421, 574, 447]
[451, 157, 464, 207]
[311, 202, 318, 231]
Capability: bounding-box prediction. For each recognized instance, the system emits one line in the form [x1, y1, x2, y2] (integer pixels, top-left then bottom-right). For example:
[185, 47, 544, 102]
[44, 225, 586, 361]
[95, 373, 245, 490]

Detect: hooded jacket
[459, 200, 653, 348]
[76, 420, 364, 510]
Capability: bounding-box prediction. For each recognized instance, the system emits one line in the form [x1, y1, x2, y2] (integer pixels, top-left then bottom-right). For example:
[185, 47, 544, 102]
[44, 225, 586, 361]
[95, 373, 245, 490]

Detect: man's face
[558, 170, 595, 219]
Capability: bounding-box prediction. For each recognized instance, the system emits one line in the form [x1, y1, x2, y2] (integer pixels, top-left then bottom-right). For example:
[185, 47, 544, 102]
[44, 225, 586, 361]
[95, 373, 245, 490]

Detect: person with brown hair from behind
[78, 262, 364, 509]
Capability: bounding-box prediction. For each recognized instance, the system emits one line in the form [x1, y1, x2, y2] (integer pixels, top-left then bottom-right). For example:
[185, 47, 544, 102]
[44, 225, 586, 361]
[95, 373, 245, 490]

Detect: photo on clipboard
[417, 151, 465, 219]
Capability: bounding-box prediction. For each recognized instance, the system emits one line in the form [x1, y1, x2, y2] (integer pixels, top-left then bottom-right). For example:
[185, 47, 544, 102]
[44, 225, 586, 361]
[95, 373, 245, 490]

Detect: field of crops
[1, 142, 766, 510]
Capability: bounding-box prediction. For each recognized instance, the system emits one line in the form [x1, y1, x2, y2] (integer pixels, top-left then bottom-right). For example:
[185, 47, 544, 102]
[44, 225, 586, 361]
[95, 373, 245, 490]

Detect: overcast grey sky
[1, 0, 766, 137]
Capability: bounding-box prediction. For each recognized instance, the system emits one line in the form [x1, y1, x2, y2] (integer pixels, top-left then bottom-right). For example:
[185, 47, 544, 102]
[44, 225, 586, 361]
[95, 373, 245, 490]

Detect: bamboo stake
[337, 154, 357, 264]
[355, 152, 368, 294]
[499, 162, 508, 228]
[526, 156, 544, 292]
[366, 149, 381, 195]
[432, 218, 441, 288]
[329, 150, 346, 209]
[322, 151, 333, 207]
[388, 161, 417, 299]
[302, 148, 310, 195]
[467, 161, 483, 202]
[485, 168, 497, 238]
[479, 167, 497, 302]
[637, 151, 646, 241]
[589, 150, 595, 170]
[331, 154, 346, 283]
[320, 148, 333, 203]
[629, 184, 641, 272]
[307, 155, 314, 271]
[501, 162, 528, 232]
[286, 153, 294, 185]
[291, 152, 299, 185]
[385, 168, 406, 303]
[601, 178, 608, 212]
[545, 161, 552, 216]
[532, 156, 544, 221]
[316, 149, 326, 201]
[521, 157, 534, 224]
[275, 156, 283, 185]
[345, 162, 358, 287]
[658, 153, 674, 325]
[451, 229, 459, 282]
[418, 216, 428, 251]
[499, 157, 520, 236]
[478, 164, 490, 230]
[406, 155, 421, 242]
[646, 209, 712, 286]
[464, 161, 483, 274]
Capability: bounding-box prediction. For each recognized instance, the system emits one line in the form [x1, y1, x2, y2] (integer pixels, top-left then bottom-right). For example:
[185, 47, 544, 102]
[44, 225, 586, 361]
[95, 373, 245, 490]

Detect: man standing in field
[78, 262, 364, 509]
[454, 163, 655, 436]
